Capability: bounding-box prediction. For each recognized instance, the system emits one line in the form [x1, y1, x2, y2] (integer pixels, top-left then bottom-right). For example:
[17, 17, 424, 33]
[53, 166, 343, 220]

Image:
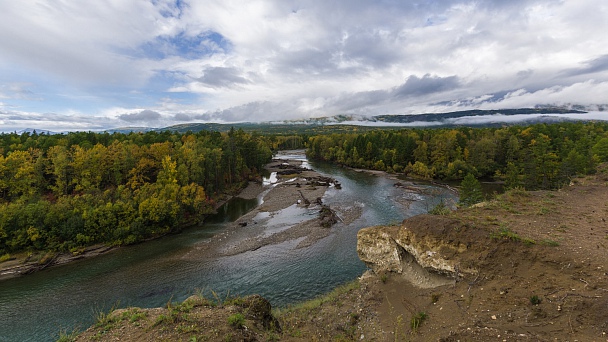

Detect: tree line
[0, 129, 273, 255]
[307, 122, 608, 190]
[4, 121, 608, 256]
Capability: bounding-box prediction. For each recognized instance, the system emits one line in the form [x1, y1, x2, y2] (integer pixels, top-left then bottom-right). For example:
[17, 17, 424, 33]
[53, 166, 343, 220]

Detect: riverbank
[0, 245, 114, 281]
[74, 166, 608, 342]
[179, 156, 356, 259]
[0, 193, 242, 281]
[0, 155, 347, 281]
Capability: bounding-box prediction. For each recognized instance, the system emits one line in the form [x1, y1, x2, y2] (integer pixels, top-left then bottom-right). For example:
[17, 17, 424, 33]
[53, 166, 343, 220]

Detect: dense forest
[3, 121, 608, 257]
[0, 129, 276, 255]
[307, 122, 608, 190]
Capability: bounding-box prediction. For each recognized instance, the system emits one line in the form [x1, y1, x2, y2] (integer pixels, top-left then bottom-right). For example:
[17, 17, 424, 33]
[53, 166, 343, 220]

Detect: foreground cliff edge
[70, 170, 608, 342]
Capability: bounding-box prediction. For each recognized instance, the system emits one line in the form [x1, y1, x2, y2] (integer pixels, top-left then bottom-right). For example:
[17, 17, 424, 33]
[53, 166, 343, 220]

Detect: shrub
[227, 313, 245, 328]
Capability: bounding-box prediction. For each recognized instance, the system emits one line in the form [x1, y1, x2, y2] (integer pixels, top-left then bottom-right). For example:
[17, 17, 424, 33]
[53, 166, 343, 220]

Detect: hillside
[70, 167, 608, 341]
[159, 107, 591, 134]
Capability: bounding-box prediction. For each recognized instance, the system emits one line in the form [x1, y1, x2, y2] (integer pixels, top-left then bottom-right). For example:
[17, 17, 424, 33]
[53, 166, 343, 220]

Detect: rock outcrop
[357, 215, 478, 288]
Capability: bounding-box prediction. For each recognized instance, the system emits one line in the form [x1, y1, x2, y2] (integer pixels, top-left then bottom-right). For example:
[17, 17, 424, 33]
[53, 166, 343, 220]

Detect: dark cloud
[274, 48, 339, 76]
[328, 90, 391, 112]
[561, 54, 608, 77]
[516, 69, 534, 79]
[341, 29, 404, 67]
[393, 74, 460, 98]
[118, 109, 162, 122]
[212, 102, 272, 122]
[196, 67, 250, 88]
[173, 113, 193, 121]
[325, 74, 461, 113]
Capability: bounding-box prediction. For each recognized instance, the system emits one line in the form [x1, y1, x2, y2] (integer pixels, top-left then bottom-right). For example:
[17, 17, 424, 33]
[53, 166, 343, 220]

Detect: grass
[541, 239, 560, 247]
[486, 187, 535, 214]
[530, 295, 542, 305]
[94, 302, 120, 330]
[393, 314, 405, 341]
[380, 273, 389, 283]
[227, 313, 245, 328]
[273, 280, 361, 340]
[410, 312, 427, 332]
[0, 253, 12, 263]
[490, 226, 536, 245]
[56, 328, 80, 342]
[537, 206, 550, 215]
[274, 280, 360, 316]
[428, 201, 452, 215]
[154, 297, 197, 326]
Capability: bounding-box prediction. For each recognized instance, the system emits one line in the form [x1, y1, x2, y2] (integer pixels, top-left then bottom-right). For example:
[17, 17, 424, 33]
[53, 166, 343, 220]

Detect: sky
[0, 0, 607, 132]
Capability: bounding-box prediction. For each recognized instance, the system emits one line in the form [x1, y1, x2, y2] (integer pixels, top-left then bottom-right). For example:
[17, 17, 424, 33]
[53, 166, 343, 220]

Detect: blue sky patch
[139, 31, 231, 60]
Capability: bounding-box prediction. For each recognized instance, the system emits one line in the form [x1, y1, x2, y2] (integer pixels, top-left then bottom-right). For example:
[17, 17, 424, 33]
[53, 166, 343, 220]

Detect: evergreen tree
[459, 173, 484, 207]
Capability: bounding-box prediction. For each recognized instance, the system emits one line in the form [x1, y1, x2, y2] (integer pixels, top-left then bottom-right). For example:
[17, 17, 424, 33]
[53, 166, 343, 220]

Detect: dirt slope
[355, 169, 608, 341]
[72, 170, 608, 342]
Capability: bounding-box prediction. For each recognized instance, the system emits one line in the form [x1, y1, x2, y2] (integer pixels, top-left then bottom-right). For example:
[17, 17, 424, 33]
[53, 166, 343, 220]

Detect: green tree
[592, 137, 608, 162]
[459, 173, 483, 207]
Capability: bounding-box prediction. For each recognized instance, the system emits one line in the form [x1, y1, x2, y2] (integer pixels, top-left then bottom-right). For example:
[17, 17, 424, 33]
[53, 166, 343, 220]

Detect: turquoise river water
[0, 152, 456, 341]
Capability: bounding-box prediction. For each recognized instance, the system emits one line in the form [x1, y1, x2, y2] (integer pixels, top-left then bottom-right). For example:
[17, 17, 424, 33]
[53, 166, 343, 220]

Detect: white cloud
[0, 0, 606, 130]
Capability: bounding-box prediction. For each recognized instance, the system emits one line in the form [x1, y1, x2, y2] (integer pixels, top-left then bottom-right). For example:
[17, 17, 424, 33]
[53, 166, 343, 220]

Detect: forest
[306, 122, 608, 189]
[0, 129, 277, 255]
[2, 121, 608, 257]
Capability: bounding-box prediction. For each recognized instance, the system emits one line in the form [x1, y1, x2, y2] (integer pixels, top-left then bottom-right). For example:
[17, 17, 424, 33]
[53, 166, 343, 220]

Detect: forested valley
[307, 122, 608, 190]
[0, 129, 278, 256]
[3, 121, 608, 258]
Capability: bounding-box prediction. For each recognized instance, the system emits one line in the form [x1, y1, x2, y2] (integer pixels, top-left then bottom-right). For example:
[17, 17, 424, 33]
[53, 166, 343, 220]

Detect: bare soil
[72, 167, 608, 341]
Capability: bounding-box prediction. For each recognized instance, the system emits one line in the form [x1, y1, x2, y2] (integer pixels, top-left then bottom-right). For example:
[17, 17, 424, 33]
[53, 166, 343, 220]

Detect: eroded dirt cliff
[356, 174, 608, 341]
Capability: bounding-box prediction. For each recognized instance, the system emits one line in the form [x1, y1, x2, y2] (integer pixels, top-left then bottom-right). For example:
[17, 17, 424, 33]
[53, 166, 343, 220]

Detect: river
[0, 152, 456, 342]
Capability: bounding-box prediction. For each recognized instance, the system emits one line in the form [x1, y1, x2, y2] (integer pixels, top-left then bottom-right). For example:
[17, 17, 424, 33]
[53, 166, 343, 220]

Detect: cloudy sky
[1, 0, 607, 131]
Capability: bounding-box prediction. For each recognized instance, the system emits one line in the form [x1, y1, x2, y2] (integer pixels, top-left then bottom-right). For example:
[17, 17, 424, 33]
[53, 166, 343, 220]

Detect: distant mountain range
[156, 107, 602, 134]
[11, 107, 608, 135]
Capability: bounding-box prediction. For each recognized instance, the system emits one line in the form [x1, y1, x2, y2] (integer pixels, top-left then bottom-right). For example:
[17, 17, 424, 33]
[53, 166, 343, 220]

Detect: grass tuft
[410, 312, 427, 332]
[380, 273, 389, 284]
[227, 313, 245, 328]
[274, 280, 359, 316]
[56, 327, 80, 342]
[491, 226, 536, 245]
[428, 201, 451, 215]
[530, 295, 542, 305]
[541, 239, 560, 247]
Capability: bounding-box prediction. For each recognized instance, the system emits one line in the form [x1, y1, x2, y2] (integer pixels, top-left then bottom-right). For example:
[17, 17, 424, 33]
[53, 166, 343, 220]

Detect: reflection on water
[205, 197, 259, 224]
[0, 151, 457, 342]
